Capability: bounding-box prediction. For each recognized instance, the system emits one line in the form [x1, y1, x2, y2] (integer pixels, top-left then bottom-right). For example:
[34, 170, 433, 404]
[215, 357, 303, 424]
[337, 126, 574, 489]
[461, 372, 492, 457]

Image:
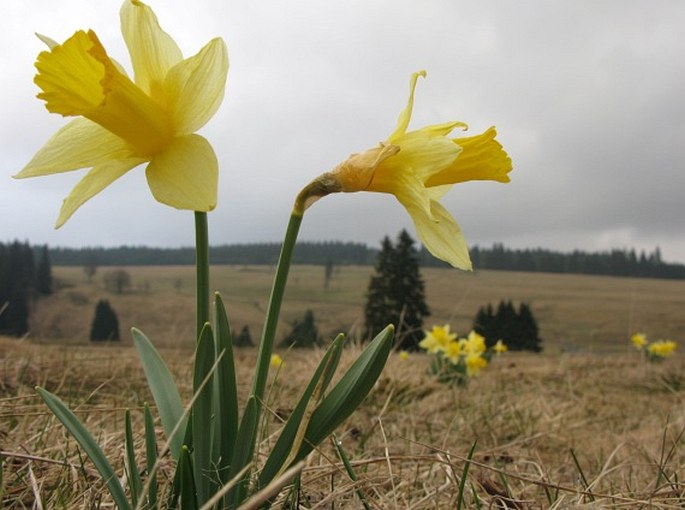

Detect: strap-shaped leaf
[213, 293, 238, 483]
[226, 395, 258, 507]
[36, 387, 132, 510]
[259, 334, 344, 486]
[143, 403, 158, 510]
[192, 323, 216, 504]
[132, 328, 186, 460]
[124, 410, 142, 507]
[296, 324, 394, 460]
[179, 446, 198, 510]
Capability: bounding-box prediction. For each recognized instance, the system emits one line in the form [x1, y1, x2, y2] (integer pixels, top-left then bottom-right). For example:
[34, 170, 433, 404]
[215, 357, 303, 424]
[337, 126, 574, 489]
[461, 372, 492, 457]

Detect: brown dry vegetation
[28, 265, 685, 351]
[2, 265, 685, 508]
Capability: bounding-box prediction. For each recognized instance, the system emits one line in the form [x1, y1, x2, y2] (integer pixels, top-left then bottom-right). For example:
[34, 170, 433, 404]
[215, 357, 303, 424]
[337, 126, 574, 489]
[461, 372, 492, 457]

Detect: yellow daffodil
[295, 71, 512, 270]
[419, 324, 457, 354]
[270, 353, 284, 368]
[631, 332, 647, 350]
[398, 350, 410, 361]
[647, 339, 677, 358]
[493, 339, 507, 354]
[463, 330, 487, 354]
[465, 352, 488, 376]
[443, 339, 467, 364]
[14, 0, 229, 227]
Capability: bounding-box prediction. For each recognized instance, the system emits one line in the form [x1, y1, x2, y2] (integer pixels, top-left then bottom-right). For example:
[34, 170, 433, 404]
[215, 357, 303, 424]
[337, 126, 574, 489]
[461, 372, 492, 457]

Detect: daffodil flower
[15, 0, 229, 227]
[419, 324, 457, 354]
[296, 71, 512, 270]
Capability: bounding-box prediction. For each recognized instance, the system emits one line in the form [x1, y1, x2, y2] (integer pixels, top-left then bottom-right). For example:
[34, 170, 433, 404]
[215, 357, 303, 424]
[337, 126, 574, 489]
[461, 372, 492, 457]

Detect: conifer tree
[234, 325, 254, 347]
[281, 309, 321, 348]
[364, 230, 430, 350]
[90, 299, 120, 341]
[36, 245, 53, 295]
[516, 302, 542, 352]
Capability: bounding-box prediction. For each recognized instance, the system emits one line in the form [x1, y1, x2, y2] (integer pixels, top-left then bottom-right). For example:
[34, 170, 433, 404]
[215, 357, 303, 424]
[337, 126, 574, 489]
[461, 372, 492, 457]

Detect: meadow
[2, 265, 685, 508]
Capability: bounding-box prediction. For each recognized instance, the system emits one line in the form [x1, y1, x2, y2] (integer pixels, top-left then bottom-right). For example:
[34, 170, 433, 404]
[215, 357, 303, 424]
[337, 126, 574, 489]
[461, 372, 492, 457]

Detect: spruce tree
[364, 230, 430, 350]
[281, 309, 321, 348]
[234, 325, 254, 347]
[517, 303, 543, 352]
[36, 245, 53, 295]
[90, 299, 120, 341]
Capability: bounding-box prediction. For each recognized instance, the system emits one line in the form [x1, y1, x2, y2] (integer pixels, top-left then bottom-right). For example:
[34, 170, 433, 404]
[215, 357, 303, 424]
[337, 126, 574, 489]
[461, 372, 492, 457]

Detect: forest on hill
[42, 241, 685, 279]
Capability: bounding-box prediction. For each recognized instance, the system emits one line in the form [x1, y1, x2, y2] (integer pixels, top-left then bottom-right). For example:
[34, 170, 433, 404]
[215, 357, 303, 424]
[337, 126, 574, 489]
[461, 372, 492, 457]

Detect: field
[2, 265, 685, 508]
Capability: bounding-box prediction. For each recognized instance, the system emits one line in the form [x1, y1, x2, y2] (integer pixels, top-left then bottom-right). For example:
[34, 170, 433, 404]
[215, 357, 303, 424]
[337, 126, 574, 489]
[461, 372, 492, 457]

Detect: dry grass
[2, 337, 685, 508]
[2, 265, 685, 507]
[29, 265, 685, 351]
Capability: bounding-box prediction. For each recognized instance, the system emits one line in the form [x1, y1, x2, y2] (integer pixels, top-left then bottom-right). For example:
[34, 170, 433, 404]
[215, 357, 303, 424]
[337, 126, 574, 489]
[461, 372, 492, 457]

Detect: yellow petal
[371, 167, 434, 222]
[426, 127, 512, 187]
[15, 118, 131, 178]
[36, 33, 59, 49]
[56, 156, 145, 228]
[145, 134, 218, 211]
[388, 70, 426, 142]
[384, 130, 461, 183]
[165, 37, 229, 134]
[120, 0, 182, 96]
[400, 197, 472, 270]
[34, 30, 173, 156]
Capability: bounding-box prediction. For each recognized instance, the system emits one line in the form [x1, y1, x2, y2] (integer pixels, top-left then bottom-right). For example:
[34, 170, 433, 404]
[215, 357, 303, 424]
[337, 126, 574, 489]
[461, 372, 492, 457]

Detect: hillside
[28, 265, 685, 352]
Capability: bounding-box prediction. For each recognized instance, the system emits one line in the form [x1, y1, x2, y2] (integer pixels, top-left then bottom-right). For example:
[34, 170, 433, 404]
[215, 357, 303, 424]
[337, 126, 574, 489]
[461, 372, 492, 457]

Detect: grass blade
[125, 409, 143, 507]
[36, 387, 132, 510]
[456, 441, 477, 510]
[192, 323, 216, 504]
[296, 324, 394, 460]
[132, 328, 186, 460]
[332, 433, 371, 510]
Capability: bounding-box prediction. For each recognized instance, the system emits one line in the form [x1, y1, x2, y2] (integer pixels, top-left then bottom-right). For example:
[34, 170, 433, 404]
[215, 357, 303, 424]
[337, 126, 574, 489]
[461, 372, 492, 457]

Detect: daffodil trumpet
[15, 0, 228, 228]
[295, 70, 512, 271]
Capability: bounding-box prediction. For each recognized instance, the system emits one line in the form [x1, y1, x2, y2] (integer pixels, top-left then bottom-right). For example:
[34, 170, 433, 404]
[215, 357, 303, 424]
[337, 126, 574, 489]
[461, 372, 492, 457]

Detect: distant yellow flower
[647, 339, 677, 358]
[419, 324, 457, 354]
[463, 331, 487, 354]
[398, 350, 410, 361]
[465, 352, 488, 376]
[15, 0, 229, 227]
[443, 339, 467, 364]
[270, 354, 284, 368]
[631, 333, 647, 350]
[295, 71, 512, 270]
[493, 339, 507, 354]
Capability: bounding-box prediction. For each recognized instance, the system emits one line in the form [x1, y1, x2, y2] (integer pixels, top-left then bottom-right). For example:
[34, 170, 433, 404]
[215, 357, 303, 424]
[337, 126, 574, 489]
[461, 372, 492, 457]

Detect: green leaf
[213, 293, 239, 484]
[36, 387, 132, 510]
[192, 323, 216, 505]
[124, 410, 142, 507]
[179, 446, 198, 510]
[143, 403, 158, 510]
[296, 324, 394, 460]
[227, 396, 258, 508]
[132, 328, 186, 460]
[259, 334, 344, 487]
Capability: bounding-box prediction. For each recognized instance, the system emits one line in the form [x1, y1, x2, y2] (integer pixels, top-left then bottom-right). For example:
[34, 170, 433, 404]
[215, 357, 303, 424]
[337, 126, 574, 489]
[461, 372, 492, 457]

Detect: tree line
[28, 241, 685, 280]
[420, 244, 685, 279]
[0, 241, 52, 336]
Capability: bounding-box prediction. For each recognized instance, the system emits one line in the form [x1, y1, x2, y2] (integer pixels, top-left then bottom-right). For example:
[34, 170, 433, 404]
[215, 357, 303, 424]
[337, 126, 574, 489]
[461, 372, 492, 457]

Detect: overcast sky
[2, 0, 684, 263]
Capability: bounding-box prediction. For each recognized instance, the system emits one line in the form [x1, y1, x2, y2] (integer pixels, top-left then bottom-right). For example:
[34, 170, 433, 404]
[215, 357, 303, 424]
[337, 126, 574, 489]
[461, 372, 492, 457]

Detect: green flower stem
[194, 212, 210, 340]
[252, 212, 303, 403]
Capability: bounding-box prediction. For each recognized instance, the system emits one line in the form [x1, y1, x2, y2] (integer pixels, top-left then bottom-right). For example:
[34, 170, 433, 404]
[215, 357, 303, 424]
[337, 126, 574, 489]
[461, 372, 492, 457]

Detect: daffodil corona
[296, 71, 512, 270]
[15, 0, 229, 227]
